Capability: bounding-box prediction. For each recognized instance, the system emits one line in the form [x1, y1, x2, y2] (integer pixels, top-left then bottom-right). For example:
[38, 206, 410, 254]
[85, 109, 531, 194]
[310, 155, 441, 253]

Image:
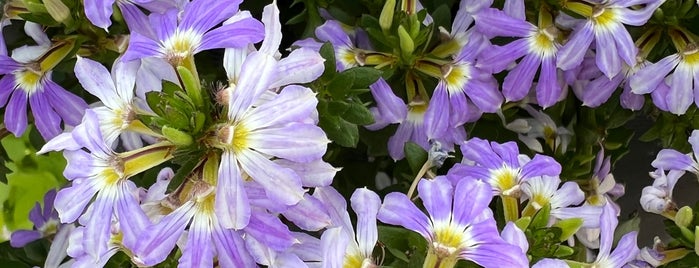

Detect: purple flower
[213, 2, 329, 230]
[448, 137, 561, 198]
[315, 187, 381, 267]
[378, 176, 529, 267]
[640, 169, 681, 215]
[571, 50, 646, 109]
[631, 44, 699, 114]
[0, 23, 87, 139]
[10, 189, 60, 247]
[423, 32, 500, 139]
[38, 110, 159, 262]
[521, 175, 602, 227]
[556, 0, 662, 78]
[475, 8, 564, 107]
[121, 0, 264, 66]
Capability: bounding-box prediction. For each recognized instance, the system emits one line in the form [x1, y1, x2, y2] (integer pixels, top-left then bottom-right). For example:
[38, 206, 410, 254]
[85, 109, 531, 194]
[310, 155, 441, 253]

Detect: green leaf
[319, 43, 337, 80]
[319, 115, 359, 147]
[342, 101, 375, 125]
[530, 203, 551, 229]
[552, 218, 583, 242]
[344, 67, 382, 89]
[404, 142, 427, 174]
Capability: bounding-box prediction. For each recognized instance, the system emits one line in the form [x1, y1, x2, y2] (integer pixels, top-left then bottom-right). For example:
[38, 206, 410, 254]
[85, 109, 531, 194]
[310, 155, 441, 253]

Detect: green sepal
[552, 218, 583, 242]
[162, 126, 193, 146]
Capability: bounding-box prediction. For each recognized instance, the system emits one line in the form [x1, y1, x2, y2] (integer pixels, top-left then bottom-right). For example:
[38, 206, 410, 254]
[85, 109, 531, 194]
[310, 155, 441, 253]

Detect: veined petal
[597, 202, 618, 260]
[245, 211, 297, 251]
[320, 227, 349, 268]
[5, 90, 28, 137]
[595, 28, 622, 78]
[115, 182, 150, 251]
[491, 141, 520, 168]
[504, 0, 525, 20]
[315, 20, 353, 48]
[453, 179, 493, 226]
[550, 181, 585, 208]
[83, 188, 117, 260]
[602, 231, 639, 266]
[613, 26, 637, 67]
[629, 54, 678, 94]
[178, 214, 214, 268]
[269, 48, 325, 88]
[247, 123, 327, 163]
[84, 0, 114, 30]
[417, 177, 454, 223]
[474, 8, 533, 38]
[536, 56, 562, 108]
[369, 78, 407, 125]
[520, 154, 561, 180]
[651, 149, 694, 171]
[180, 0, 241, 34]
[377, 192, 431, 239]
[30, 93, 61, 139]
[669, 63, 695, 115]
[212, 220, 256, 268]
[198, 18, 265, 53]
[121, 31, 163, 62]
[552, 205, 602, 228]
[388, 122, 412, 160]
[112, 59, 138, 103]
[461, 138, 503, 168]
[236, 149, 304, 205]
[557, 21, 594, 71]
[350, 188, 381, 258]
[10, 230, 41, 247]
[503, 53, 540, 102]
[133, 201, 195, 266]
[117, 1, 156, 39]
[228, 52, 277, 121]
[582, 73, 624, 107]
[314, 186, 355, 239]
[0, 75, 15, 107]
[463, 75, 502, 112]
[424, 82, 450, 139]
[244, 85, 318, 130]
[501, 222, 528, 253]
[45, 80, 87, 126]
[216, 151, 250, 229]
[75, 57, 120, 108]
[274, 159, 336, 187]
[259, 2, 282, 55]
[459, 221, 528, 267]
[283, 194, 332, 231]
[0, 55, 21, 74]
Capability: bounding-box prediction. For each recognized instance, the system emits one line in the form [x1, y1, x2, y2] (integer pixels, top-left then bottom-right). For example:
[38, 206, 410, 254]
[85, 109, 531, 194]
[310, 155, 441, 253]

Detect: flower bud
[379, 0, 395, 31]
[675, 206, 694, 228]
[162, 126, 193, 146]
[397, 25, 414, 56]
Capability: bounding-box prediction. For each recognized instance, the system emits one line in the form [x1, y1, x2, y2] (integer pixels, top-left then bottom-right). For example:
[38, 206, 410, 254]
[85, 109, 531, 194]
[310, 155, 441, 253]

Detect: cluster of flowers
[2, 0, 699, 267]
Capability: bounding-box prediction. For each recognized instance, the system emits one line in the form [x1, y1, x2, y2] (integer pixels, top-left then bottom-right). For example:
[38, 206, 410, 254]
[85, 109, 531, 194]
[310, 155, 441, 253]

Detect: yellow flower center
[14, 68, 44, 95]
[490, 166, 520, 195]
[441, 64, 470, 91]
[162, 29, 201, 65]
[592, 6, 617, 29]
[682, 43, 699, 65]
[217, 124, 249, 153]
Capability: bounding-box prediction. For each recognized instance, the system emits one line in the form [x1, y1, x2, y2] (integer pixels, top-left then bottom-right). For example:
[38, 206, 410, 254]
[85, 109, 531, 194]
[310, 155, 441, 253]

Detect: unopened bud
[379, 0, 395, 31]
[675, 206, 694, 228]
[162, 125, 193, 146]
[397, 25, 414, 56]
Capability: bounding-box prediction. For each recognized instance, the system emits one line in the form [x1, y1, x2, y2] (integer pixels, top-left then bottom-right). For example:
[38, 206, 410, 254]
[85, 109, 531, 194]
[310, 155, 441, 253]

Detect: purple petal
[178, 216, 214, 268]
[613, 26, 638, 67]
[83, 189, 116, 260]
[651, 149, 694, 171]
[460, 221, 528, 267]
[369, 78, 407, 126]
[29, 93, 62, 139]
[258, 2, 282, 55]
[244, 85, 318, 130]
[388, 122, 412, 160]
[503, 0, 525, 20]
[133, 202, 195, 266]
[180, 0, 241, 34]
[121, 31, 162, 62]
[0, 55, 21, 74]
[84, 0, 115, 30]
[605, 231, 639, 266]
[491, 141, 520, 168]
[629, 54, 678, 94]
[115, 182, 150, 251]
[424, 82, 450, 139]
[10, 230, 42, 247]
[216, 151, 250, 229]
[550, 181, 585, 208]
[270, 48, 325, 88]
[315, 20, 353, 48]
[5, 90, 28, 137]
[582, 73, 624, 107]
[503, 53, 540, 102]
[227, 52, 277, 121]
[536, 56, 562, 108]
[464, 74, 502, 112]
[117, 1, 156, 39]
[595, 28, 622, 78]
[377, 192, 431, 239]
[313, 186, 354, 237]
[350, 188, 381, 257]
[283, 194, 332, 231]
[461, 138, 503, 168]
[0, 75, 15, 107]
[669, 64, 695, 115]
[320, 227, 349, 268]
[75, 57, 119, 107]
[54, 179, 99, 223]
[236, 149, 304, 206]
[45, 80, 88, 126]
[474, 8, 533, 38]
[501, 222, 528, 253]
[557, 21, 594, 71]
[212, 221, 256, 268]
[198, 18, 265, 52]
[453, 178, 493, 226]
[274, 159, 336, 187]
[246, 123, 327, 163]
[245, 211, 296, 251]
[417, 177, 454, 222]
[597, 202, 618, 259]
[520, 154, 562, 180]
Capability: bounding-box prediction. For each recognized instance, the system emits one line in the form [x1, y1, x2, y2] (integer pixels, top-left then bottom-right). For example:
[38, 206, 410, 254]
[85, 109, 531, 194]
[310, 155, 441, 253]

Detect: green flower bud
[675, 206, 694, 228]
[379, 0, 395, 31]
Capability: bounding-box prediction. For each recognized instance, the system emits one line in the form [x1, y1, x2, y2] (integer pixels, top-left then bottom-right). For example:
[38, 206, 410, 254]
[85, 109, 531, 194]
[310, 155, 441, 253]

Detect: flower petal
[236, 149, 304, 206]
[216, 151, 250, 229]
[198, 17, 265, 53]
[350, 188, 381, 258]
[557, 21, 594, 71]
[377, 192, 431, 239]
